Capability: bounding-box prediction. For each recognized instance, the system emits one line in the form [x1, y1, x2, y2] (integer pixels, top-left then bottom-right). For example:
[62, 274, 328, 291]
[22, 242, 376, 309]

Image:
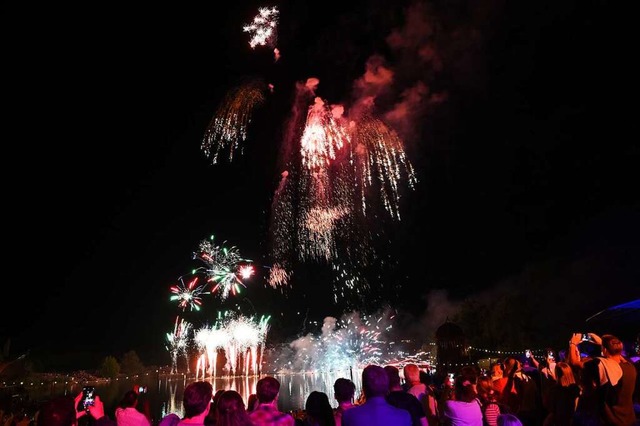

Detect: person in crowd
[542, 362, 580, 426]
[530, 349, 558, 417]
[37, 392, 116, 426]
[569, 333, 637, 426]
[496, 413, 523, 426]
[332, 378, 355, 426]
[501, 357, 542, 426]
[491, 363, 509, 399]
[205, 390, 227, 425]
[214, 390, 254, 426]
[342, 364, 411, 426]
[175, 381, 214, 426]
[159, 413, 181, 426]
[437, 372, 456, 408]
[115, 390, 151, 426]
[530, 349, 557, 383]
[298, 391, 335, 426]
[477, 375, 501, 426]
[441, 374, 483, 426]
[384, 365, 428, 426]
[247, 395, 259, 413]
[249, 376, 295, 426]
[404, 364, 438, 426]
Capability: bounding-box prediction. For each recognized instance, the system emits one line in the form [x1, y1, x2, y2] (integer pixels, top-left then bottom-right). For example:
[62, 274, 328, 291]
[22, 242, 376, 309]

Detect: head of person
[255, 376, 281, 404]
[497, 413, 524, 426]
[204, 389, 227, 423]
[454, 375, 477, 403]
[37, 396, 76, 426]
[305, 391, 334, 425]
[602, 334, 624, 357]
[216, 390, 251, 426]
[420, 370, 433, 386]
[490, 363, 504, 380]
[459, 365, 480, 383]
[554, 362, 576, 387]
[362, 364, 389, 398]
[545, 348, 556, 364]
[503, 357, 521, 374]
[333, 378, 356, 403]
[476, 376, 496, 401]
[384, 365, 402, 390]
[403, 363, 420, 384]
[183, 381, 214, 419]
[247, 394, 258, 412]
[119, 390, 138, 409]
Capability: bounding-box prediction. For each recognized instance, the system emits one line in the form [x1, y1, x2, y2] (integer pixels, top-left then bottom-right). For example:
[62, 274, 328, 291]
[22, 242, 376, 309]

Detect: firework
[243, 6, 279, 49]
[300, 98, 350, 170]
[267, 263, 291, 288]
[282, 309, 396, 373]
[166, 316, 193, 374]
[194, 312, 271, 377]
[169, 275, 209, 312]
[201, 78, 266, 164]
[193, 235, 254, 300]
[350, 115, 417, 220]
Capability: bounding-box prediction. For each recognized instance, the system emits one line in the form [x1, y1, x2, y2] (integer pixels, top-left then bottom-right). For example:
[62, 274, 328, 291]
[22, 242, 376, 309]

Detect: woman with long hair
[543, 362, 580, 426]
[301, 391, 336, 426]
[215, 390, 254, 426]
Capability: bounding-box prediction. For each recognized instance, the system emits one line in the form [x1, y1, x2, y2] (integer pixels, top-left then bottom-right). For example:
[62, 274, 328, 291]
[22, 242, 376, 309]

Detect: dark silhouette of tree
[120, 350, 145, 375]
[99, 356, 120, 379]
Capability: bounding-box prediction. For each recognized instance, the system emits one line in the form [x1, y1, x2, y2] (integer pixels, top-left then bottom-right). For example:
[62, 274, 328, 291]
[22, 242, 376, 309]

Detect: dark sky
[3, 0, 637, 371]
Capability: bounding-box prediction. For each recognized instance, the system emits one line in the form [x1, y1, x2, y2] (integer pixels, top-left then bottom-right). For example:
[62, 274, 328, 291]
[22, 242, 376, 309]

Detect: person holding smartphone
[529, 348, 557, 381]
[36, 391, 116, 426]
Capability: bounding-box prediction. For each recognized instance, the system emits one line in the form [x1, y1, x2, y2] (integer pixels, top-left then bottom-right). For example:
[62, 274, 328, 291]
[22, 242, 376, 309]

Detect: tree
[120, 350, 144, 375]
[99, 356, 120, 379]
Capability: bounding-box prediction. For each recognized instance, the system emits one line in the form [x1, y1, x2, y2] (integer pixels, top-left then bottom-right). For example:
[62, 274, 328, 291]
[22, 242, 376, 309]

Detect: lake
[14, 370, 363, 424]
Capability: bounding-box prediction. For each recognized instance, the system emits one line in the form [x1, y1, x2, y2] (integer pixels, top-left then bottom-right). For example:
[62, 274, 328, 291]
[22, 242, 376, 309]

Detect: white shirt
[115, 406, 151, 426]
[443, 399, 483, 426]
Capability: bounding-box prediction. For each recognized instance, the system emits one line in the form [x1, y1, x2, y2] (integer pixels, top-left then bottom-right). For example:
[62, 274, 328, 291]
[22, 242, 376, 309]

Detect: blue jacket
[342, 396, 412, 426]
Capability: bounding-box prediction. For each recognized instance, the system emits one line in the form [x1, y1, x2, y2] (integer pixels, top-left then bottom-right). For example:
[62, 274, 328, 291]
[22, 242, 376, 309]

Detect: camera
[79, 386, 95, 411]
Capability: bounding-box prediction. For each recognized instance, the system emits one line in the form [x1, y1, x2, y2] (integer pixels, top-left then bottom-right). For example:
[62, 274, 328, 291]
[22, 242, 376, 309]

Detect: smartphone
[548, 351, 555, 361]
[581, 333, 590, 342]
[80, 386, 95, 411]
[448, 373, 455, 381]
[137, 386, 147, 394]
[525, 349, 531, 358]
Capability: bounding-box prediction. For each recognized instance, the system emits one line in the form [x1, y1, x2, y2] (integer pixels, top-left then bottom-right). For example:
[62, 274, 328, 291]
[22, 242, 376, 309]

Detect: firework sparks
[166, 317, 193, 374]
[350, 115, 417, 220]
[243, 6, 279, 49]
[300, 98, 350, 170]
[194, 312, 271, 377]
[283, 310, 395, 373]
[169, 275, 209, 311]
[267, 263, 291, 288]
[201, 78, 266, 164]
[193, 235, 254, 300]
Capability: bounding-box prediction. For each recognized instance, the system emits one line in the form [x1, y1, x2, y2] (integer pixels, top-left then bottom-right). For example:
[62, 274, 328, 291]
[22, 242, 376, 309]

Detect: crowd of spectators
[1, 332, 638, 425]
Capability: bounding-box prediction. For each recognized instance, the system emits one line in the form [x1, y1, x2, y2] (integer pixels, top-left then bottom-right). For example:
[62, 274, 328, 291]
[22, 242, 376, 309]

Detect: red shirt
[249, 403, 295, 426]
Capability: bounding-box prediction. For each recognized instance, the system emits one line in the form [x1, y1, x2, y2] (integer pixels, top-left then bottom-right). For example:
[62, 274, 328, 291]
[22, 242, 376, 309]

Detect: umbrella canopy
[585, 299, 640, 341]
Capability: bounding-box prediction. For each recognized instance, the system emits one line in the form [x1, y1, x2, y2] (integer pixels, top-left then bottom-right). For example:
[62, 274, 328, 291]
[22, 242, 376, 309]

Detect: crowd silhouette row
[2, 332, 639, 426]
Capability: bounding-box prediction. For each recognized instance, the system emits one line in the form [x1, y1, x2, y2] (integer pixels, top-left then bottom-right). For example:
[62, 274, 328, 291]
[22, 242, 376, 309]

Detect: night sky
[3, 0, 637, 371]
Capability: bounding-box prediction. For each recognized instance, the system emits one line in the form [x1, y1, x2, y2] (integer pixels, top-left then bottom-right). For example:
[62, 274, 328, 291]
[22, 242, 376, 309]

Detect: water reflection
[40, 370, 364, 423]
